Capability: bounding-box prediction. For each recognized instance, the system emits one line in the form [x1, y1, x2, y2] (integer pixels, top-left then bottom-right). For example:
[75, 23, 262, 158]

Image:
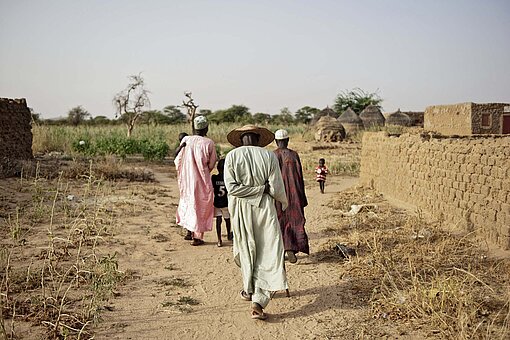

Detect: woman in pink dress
[175, 116, 217, 246]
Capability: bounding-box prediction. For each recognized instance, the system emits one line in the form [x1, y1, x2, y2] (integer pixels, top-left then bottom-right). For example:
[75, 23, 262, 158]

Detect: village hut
[386, 109, 412, 126]
[359, 105, 385, 128]
[311, 106, 339, 125]
[337, 107, 363, 135]
[314, 115, 346, 142]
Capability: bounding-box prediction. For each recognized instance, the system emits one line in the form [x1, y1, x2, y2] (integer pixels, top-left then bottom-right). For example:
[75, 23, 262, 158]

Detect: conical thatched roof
[314, 115, 346, 142]
[386, 109, 412, 126]
[338, 107, 363, 135]
[311, 106, 339, 125]
[359, 105, 385, 128]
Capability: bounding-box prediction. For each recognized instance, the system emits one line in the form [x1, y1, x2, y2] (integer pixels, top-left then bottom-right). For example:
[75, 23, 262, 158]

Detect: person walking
[211, 159, 232, 247]
[175, 116, 217, 246]
[224, 125, 288, 320]
[273, 129, 309, 263]
[315, 158, 328, 194]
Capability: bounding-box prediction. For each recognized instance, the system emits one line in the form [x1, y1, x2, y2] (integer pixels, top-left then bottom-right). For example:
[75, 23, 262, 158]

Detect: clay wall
[360, 132, 510, 250]
[424, 103, 472, 135]
[0, 98, 33, 177]
[424, 102, 509, 135]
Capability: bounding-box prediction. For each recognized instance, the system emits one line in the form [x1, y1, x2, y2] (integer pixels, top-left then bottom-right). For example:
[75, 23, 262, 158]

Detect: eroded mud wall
[0, 98, 33, 177]
[360, 132, 510, 249]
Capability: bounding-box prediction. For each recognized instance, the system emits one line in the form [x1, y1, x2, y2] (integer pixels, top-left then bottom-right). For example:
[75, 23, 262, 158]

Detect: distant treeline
[31, 105, 327, 126]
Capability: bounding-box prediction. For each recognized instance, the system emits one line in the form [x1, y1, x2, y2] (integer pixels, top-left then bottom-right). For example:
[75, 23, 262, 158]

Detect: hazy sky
[1, 0, 509, 118]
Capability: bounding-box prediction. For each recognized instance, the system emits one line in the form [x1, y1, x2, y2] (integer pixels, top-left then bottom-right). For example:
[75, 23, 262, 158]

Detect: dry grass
[320, 187, 510, 339]
[0, 166, 128, 339]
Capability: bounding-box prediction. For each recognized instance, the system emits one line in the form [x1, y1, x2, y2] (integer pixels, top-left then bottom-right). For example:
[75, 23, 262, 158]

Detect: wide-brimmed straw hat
[227, 125, 275, 147]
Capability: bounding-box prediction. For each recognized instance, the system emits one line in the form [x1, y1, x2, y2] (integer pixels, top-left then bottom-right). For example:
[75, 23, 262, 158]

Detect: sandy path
[96, 171, 362, 340]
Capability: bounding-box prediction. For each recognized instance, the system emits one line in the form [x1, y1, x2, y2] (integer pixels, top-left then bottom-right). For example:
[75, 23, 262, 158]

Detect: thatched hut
[386, 109, 412, 126]
[311, 106, 339, 125]
[338, 107, 363, 135]
[403, 111, 424, 127]
[359, 105, 385, 128]
[314, 115, 346, 142]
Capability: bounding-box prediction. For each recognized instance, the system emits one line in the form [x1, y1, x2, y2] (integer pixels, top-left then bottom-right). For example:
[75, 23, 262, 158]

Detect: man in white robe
[224, 125, 288, 320]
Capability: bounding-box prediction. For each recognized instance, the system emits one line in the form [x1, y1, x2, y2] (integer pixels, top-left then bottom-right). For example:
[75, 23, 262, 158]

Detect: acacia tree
[295, 106, 319, 124]
[113, 74, 150, 137]
[333, 88, 383, 114]
[67, 105, 90, 126]
[181, 92, 199, 134]
[163, 105, 187, 124]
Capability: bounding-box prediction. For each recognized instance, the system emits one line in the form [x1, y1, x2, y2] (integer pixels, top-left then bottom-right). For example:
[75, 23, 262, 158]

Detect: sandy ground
[94, 169, 403, 340]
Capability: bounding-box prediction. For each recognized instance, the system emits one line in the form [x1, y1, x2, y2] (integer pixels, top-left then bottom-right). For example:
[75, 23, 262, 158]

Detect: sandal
[251, 303, 267, 320]
[286, 250, 297, 263]
[184, 231, 192, 240]
[217, 240, 223, 247]
[191, 239, 204, 246]
[239, 290, 252, 301]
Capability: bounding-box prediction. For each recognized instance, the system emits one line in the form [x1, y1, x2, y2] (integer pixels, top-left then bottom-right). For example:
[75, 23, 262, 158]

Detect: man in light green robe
[224, 126, 289, 319]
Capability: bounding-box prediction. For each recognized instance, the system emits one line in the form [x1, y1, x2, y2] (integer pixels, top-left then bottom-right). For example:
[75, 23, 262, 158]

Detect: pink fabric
[175, 135, 217, 236]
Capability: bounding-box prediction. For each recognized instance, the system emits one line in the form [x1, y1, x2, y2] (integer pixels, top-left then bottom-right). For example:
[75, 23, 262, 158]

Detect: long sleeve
[296, 154, 308, 208]
[207, 140, 217, 171]
[268, 153, 288, 211]
[224, 154, 265, 206]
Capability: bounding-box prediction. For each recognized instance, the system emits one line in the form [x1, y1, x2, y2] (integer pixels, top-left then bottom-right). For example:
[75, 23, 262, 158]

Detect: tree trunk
[127, 123, 134, 138]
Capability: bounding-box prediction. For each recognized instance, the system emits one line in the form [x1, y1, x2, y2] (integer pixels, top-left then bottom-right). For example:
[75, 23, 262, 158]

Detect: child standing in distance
[212, 159, 232, 247]
[315, 158, 328, 194]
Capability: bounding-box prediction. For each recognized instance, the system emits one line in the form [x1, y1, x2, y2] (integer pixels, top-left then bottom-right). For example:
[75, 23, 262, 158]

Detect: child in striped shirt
[315, 158, 328, 194]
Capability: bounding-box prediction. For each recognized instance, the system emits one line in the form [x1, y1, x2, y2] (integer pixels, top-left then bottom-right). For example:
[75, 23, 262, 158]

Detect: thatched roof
[314, 116, 346, 142]
[386, 109, 412, 126]
[311, 106, 339, 125]
[338, 107, 362, 124]
[338, 107, 363, 135]
[402, 111, 424, 127]
[359, 105, 385, 128]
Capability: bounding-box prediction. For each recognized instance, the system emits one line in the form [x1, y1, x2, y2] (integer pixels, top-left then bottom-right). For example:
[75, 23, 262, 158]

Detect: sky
[1, 0, 509, 118]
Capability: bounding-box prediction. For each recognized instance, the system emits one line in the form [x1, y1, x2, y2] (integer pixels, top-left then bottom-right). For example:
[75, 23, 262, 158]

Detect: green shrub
[72, 135, 169, 161]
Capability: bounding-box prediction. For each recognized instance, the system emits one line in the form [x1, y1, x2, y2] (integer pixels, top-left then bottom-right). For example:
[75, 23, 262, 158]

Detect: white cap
[274, 129, 289, 140]
[193, 115, 208, 130]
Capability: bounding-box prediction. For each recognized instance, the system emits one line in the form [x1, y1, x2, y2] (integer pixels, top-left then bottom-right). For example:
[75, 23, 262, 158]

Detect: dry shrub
[18, 157, 155, 182]
[323, 187, 510, 339]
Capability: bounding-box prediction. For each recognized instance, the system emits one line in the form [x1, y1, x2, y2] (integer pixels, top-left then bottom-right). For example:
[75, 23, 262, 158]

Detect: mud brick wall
[0, 98, 33, 177]
[471, 103, 507, 135]
[425, 102, 508, 135]
[360, 132, 510, 250]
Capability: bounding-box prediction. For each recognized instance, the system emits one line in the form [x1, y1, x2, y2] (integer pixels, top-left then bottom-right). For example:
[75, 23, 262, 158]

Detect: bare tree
[181, 92, 199, 134]
[113, 74, 150, 137]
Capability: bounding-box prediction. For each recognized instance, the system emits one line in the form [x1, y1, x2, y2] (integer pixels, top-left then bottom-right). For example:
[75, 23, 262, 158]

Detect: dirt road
[95, 171, 380, 340]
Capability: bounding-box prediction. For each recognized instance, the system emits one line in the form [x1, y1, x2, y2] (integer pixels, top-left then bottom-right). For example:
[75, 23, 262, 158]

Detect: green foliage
[272, 107, 295, 124]
[139, 139, 170, 161]
[333, 88, 383, 114]
[67, 105, 91, 126]
[163, 105, 187, 124]
[72, 134, 169, 161]
[252, 113, 271, 124]
[208, 105, 251, 123]
[295, 106, 319, 124]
